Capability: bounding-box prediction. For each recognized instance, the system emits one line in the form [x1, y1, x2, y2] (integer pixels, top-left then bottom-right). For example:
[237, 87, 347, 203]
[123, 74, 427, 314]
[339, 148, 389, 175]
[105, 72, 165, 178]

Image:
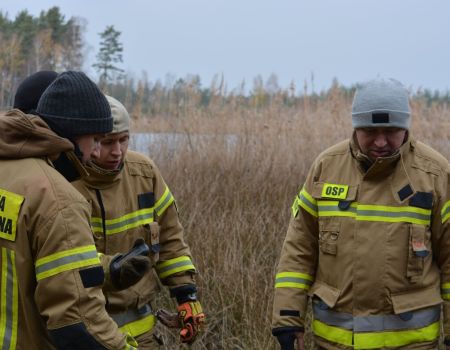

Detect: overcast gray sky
[2, 0, 450, 92]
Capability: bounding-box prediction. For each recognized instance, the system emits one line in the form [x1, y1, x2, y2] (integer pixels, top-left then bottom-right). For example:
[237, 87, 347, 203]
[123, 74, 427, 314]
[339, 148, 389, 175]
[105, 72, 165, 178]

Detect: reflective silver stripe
[110, 304, 152, 327]
[356, 209, 430, 221]
[441, 288, 450, 295]
[318, 205, 429, 221]
[103, 212, 153, 232]
[319, 205, 357, 214]
[313, 304, 353, 330]
[275, 277, 313, 286]
[155, 191, 173, 216]
[313, 304, 441, 333]
[299, 193, 318, 213]
[35, 250, 98, 276]
[157, 259, 193, 274]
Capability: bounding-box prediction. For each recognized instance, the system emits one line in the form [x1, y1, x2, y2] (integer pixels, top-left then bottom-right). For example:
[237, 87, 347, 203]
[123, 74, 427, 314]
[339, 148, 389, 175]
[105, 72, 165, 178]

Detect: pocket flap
[391, 286, 442, 314]
[308, 280, 341, 308]
[312, 182, 358, 201]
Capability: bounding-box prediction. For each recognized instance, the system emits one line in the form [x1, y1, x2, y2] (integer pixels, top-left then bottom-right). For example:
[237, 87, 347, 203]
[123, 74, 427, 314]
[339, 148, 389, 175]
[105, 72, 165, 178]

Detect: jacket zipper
[94, 189, 107, 238]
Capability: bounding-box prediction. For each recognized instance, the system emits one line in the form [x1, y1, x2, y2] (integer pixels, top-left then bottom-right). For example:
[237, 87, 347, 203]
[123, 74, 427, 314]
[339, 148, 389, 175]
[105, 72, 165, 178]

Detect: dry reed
[131, 90, 450, 349]
[2, 86, 450, 349]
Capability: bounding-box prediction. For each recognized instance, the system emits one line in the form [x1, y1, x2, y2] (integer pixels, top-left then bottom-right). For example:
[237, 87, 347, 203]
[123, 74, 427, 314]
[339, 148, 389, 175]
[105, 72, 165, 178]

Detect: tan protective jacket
[272, 135, 450, 349]
[71, 150, 196, 333]
[0, 110, 133, 350]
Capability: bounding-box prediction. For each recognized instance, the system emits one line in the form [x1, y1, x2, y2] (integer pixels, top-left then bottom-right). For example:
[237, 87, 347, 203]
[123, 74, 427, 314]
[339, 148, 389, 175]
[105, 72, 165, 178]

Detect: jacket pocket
[312, 182, 358, 257]
[308, 280, 341, 308]
[407, 224, 431, 283]
[391, 286, 442, 314]
[318, 219, 340, 256]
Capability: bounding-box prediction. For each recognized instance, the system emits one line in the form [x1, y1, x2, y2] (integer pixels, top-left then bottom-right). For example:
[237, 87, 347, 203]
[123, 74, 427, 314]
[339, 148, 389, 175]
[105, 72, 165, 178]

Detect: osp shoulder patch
[0, 188, 24, 242]
[321, 183, 349, 200]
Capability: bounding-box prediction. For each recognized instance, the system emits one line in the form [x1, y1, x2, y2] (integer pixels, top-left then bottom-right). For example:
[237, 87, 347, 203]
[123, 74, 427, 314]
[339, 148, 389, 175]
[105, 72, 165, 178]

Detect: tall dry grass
[131, 88, 450, 349]
[2, 85, 449, 349]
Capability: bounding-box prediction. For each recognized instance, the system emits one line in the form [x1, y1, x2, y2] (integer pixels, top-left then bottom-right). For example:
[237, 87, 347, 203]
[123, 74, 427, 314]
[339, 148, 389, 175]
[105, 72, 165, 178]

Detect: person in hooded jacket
[0, 71, 141, 349]
[71, 96, 205, 349]
[272, 78, 450, 350]
[12, 70, 151, 295]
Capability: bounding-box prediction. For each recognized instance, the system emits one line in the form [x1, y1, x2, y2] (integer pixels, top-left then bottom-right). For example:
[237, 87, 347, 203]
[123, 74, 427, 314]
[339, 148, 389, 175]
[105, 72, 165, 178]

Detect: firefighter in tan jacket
[0, 71, 139, 349]
[72, 96, 205, 349]
[272, 78, 450, 350]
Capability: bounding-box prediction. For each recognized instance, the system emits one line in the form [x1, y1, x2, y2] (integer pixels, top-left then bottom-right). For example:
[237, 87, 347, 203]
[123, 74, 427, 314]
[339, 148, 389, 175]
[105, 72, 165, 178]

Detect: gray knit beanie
[352, 78, 411, 130]
[36, 71, 113, 138]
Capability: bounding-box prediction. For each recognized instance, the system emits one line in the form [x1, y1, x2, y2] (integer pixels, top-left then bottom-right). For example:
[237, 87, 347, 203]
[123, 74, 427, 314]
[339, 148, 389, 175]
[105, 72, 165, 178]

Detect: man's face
[355, 127, 407, 161]
[91, 131, 129, 170]
[73, 134, 103, 164]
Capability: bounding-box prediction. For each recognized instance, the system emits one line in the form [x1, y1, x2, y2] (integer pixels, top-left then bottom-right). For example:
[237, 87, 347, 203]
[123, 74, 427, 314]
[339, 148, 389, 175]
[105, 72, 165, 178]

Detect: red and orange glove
[177, 300, 205, 344]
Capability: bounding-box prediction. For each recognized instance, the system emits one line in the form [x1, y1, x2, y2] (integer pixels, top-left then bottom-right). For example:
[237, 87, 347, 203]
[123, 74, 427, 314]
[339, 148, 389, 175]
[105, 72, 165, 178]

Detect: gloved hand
[276, 332, 296, 350]
[177, 300, 205, 344]
[108, 238, 151, 290]
[276, 331, 304, 350]
[156, 308, 180, 328]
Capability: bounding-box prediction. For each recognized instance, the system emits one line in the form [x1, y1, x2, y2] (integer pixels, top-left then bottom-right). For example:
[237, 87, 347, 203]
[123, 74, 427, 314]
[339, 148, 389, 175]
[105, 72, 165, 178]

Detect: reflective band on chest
[321, 183, 349, 200]
[0, 189, 24, 242]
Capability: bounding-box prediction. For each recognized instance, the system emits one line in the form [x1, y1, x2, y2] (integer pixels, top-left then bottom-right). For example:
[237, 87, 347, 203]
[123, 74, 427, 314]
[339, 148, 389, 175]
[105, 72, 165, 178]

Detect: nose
[373, 132, 388, 148]
[111, 142, 121, 156]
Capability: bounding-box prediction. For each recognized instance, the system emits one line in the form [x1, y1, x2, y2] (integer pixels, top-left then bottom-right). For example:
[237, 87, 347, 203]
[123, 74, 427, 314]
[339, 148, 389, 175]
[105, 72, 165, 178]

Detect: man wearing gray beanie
[0, 71, 141, 349]
[272, 78, 450, 350]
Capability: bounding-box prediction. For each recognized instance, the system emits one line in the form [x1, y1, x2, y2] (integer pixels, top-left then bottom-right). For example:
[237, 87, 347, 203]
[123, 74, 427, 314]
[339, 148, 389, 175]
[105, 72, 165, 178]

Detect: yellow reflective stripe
[441, 283, 450, 299]
[353, 321, 440, 349]
[119, 314, 156, 338]
[291, 197, 300, 217]
[35, 245, 100, 281]
[10, 250, 18, 350]
[91, 208, 153, 235]
[0, 249, 7, 348]
[298, 188, 318, 217]
[275, 271, 314, 290]
[0, 248, 18, 350]
[155, 186, 174, 217]
[313, 319, 353, 347]
[442, 200, 450, 223]
[358, 204, 430, 214]
[318, 201, 431, 225]
[156, 256, 196, 279]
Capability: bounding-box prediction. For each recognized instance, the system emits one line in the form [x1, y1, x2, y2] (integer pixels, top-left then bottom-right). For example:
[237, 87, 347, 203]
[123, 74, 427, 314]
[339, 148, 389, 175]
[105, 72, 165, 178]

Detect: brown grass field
[2, 86, 450, 349]
[130, 88, 450, 349]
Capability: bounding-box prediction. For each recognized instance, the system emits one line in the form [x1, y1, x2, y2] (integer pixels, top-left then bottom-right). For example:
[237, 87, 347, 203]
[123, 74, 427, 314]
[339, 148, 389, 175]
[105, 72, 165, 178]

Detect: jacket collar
[81, 161, 123, 189]
[349, 131, 412, 179]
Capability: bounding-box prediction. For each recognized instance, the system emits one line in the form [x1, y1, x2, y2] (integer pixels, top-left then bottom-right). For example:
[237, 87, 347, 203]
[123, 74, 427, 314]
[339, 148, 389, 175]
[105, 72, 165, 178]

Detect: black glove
[109, 238, 151, 290]
[276, 332, 296, 350]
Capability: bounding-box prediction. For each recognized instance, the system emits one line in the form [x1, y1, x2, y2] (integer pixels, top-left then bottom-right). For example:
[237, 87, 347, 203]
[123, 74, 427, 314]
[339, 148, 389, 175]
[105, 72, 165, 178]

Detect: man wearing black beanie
[0, 71, 141, 349]
[13, 70, 58, 114]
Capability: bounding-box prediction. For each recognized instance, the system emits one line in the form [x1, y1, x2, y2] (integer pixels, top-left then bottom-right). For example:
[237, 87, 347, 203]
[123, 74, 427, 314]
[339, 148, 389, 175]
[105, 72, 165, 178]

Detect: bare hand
[295, 332, 304, 350]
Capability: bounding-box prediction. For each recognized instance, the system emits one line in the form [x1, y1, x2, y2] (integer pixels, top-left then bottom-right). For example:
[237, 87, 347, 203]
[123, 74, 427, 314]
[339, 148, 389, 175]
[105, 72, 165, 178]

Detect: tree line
[1, 6, 449, 117]
[0, 7, 85, 107]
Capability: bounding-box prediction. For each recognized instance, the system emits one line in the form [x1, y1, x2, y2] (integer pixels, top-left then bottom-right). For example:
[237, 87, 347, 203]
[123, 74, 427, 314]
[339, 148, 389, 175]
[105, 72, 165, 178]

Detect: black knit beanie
[13, 70, 58, 114]
[36, 71, 113, 138]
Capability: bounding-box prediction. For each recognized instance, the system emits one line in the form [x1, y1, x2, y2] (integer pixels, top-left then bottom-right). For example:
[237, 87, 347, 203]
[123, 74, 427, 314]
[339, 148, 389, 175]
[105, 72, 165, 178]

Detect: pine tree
[93, 25, 124, 90]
